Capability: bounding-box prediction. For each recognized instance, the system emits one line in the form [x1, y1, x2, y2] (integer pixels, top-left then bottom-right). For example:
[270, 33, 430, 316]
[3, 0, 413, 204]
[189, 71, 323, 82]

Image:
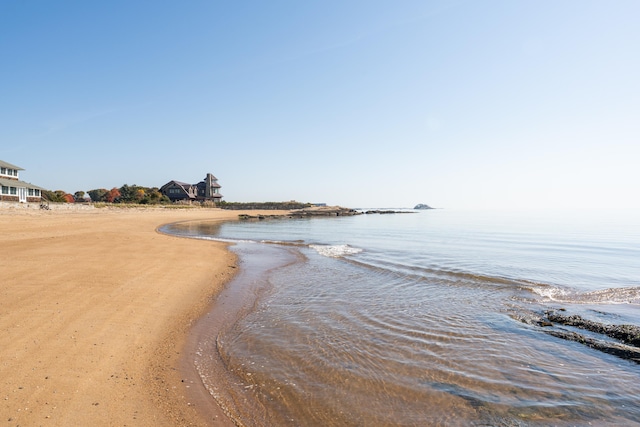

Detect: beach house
[0, 160, 45, 203]
[160, 173, 222, 203]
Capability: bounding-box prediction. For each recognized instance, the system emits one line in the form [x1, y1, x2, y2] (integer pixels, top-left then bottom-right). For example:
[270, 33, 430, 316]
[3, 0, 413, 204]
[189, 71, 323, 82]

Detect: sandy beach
[0, 206, 278, 426]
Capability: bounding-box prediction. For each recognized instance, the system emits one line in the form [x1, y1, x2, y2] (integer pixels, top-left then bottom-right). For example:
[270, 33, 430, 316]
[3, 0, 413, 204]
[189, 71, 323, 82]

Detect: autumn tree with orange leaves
[105, 187, 121, 203]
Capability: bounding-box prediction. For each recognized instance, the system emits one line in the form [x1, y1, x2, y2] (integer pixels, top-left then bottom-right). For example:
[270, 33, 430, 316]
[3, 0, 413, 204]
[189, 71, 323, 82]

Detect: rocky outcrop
[545, 311, 640, 347]
[288, 206, 360, 217]
[238, 214, 284, 220]
[512, 309, 640, 363]
[238, 206, 415, 220]
[364, 210, 414, 214]
[221, 201, 312, 210]
[414, 204, 433, 210]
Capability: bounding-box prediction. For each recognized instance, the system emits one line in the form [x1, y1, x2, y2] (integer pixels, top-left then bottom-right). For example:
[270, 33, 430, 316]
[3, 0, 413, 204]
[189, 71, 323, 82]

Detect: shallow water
[162, 209, 640, 426]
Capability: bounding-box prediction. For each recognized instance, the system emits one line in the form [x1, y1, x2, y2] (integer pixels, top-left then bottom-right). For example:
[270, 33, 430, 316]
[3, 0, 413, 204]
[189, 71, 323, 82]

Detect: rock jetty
[288, 206, 360, 217]
[237, 205, 417, 220]
[238, 206, 359, 220]
[364, 209, 414, 214]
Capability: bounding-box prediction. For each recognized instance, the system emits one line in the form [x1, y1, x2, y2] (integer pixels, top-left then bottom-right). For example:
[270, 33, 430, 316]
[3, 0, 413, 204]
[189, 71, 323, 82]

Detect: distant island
[414, 204, 433, 210]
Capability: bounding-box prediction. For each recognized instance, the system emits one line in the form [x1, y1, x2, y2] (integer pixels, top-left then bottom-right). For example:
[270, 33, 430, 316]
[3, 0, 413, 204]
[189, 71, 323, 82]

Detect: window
[0, 167, 5, 174]
[1, 186, 7, 194]
[10, 187, 17, 195]
[35, 189, 40, 196]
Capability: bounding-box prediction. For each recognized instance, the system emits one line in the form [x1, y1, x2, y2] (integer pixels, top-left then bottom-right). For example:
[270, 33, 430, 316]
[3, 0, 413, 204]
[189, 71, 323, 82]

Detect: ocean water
[162, 209, 640, 426]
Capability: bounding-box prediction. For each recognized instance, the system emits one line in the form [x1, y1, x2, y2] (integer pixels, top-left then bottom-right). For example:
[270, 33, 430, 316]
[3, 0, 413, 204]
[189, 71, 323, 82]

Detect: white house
[0, 160, 45, 203]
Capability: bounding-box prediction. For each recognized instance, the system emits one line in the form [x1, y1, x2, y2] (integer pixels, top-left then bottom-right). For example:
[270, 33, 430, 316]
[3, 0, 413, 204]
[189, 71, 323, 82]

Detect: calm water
[162, 209, 640, 426]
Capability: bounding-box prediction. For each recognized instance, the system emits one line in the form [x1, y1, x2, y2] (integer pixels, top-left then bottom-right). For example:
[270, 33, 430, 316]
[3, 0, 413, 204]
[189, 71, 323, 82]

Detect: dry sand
[0, 206, 280, 426]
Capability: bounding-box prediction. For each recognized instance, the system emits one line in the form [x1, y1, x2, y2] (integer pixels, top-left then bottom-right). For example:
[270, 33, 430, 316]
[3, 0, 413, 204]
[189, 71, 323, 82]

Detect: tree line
[42, 184, 171, 204]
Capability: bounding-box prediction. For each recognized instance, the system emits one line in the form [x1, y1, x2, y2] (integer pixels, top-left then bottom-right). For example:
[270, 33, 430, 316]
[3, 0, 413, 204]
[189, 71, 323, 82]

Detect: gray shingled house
[0, 160, 45, 203]
[160, 173, 222, 203]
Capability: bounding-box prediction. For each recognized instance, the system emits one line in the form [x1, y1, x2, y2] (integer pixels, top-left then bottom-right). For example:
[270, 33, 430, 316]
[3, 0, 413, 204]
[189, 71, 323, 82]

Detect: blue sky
[2, 0, 639, 209]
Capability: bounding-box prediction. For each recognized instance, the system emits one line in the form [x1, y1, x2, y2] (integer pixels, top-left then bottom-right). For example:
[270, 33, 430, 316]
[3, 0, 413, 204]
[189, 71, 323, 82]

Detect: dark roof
[160, 180, 193, 191]
[196, 181, 221, 189]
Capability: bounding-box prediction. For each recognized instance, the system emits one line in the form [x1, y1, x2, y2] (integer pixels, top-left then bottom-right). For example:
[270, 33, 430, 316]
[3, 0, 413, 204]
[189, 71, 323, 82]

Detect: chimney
[205, 173, 213, 198]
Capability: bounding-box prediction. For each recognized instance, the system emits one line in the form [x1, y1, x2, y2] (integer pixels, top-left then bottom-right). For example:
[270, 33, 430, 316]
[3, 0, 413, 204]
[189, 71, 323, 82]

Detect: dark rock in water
[238, 214, 282, 220]
[545, 311, 640, 347]
[241, 206, 416, 219]
[544, 329, 640, 363]
[512, 309, 640, 363]
[223, 201, 312, 210]
[364, 210, 414, 215]
[414, 204, 433, 210]
[288, 206, 361, 217]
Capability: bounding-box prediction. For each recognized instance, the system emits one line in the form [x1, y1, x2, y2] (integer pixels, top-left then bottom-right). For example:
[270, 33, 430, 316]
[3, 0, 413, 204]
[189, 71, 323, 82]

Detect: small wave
[309, 244, 363, 258]
[530, 286, 572, 301]
[192, 235, 258, 244]
[580, 287, 640, 304]
[260, 239, 307, 247]
[531, 285, 640, 305]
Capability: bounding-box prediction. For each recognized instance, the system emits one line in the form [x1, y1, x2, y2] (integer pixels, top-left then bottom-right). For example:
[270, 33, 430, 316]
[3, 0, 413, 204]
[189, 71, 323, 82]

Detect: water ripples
[217, 248, 640, 425]
[163, 210, 640, 426]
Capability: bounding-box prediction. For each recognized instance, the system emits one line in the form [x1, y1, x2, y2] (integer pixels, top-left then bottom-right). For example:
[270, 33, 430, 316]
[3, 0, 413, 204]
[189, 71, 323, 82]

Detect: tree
[88, 185, 169, 205]
[105, 187, 121, 203]
[74, 191, 85, 202]
[87, 188, 108, 202]
[118, 184, 147, 203]
[118, 184, 134, 202]
[142, 188, 167, 204]
[41, 190, 65, 203]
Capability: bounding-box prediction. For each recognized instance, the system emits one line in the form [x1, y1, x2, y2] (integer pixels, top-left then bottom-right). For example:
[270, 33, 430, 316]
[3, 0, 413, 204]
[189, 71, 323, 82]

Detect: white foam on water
[580, 286, 640, 305]
[532, 286, 571, 301]
[532, 285, 640, 305]
[309, 244, 363, 258]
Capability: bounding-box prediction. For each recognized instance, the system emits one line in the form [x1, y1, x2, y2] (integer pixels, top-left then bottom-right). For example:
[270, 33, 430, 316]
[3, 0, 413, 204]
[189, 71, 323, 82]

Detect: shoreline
[0, 207, 287, 426]
[177, 241, 302, 426]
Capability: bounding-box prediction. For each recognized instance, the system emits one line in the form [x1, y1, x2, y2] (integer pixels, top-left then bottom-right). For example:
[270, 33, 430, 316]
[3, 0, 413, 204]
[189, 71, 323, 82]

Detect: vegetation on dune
[87, 184, 170, 204]
[43, 184, 171, 205]
[43, 186, 315, 210]
[41, 189, 74, 203]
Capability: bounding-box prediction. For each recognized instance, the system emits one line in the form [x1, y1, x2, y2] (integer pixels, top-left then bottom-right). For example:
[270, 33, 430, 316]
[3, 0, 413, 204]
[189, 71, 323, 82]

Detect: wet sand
[0, 206, 283, 426]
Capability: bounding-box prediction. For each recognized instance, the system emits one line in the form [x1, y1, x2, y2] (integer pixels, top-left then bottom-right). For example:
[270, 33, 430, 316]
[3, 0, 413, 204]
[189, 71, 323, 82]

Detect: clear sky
[2, 0, 639, 209]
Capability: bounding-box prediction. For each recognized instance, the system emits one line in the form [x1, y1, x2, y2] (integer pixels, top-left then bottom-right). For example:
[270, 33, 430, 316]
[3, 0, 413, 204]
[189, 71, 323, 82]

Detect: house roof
[0, 177, 46, 190]
[196, 181, 221, 189]
[160, 180, 193, 191]
[0, 160, 24, 170]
